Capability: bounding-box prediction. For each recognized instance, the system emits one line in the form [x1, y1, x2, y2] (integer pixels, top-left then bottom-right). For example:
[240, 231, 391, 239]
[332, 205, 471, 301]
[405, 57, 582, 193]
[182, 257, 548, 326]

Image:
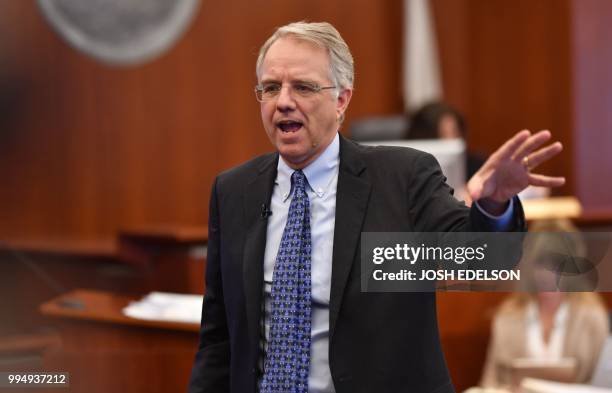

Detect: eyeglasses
[254, 81, 337, 102]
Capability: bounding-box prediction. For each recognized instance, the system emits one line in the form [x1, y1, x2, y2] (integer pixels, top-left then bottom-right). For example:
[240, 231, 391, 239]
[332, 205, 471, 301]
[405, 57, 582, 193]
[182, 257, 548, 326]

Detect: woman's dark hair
[407, 102, 466, 140]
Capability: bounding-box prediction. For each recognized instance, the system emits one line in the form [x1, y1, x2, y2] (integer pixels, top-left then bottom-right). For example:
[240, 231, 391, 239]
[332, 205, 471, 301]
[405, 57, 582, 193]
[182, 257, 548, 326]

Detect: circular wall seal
[37, 0, 201, 66]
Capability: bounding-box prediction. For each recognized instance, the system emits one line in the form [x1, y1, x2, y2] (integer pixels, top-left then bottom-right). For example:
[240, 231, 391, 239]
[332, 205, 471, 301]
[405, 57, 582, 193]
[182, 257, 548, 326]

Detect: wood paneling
[432, 0, 573, 195]
[0, 0, 404, 240]
[572, 0, 612, 212]
[2, 0, 610, 237]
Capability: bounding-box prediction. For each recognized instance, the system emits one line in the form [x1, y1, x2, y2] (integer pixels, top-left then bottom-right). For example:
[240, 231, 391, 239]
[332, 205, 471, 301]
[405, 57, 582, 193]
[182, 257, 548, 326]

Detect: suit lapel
[329, 136, 372, 338]
[242, 153, 278, 361]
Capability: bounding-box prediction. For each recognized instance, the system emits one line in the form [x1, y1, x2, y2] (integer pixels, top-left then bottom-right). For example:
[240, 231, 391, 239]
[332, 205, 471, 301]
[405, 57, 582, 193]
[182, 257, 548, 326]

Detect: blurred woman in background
[407, 101, 485, 179]
[479, 219, 609, 390]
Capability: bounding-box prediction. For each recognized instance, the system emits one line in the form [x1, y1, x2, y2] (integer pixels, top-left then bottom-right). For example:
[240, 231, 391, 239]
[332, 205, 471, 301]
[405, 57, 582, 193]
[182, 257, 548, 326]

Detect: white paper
[122, 291, 203, 324]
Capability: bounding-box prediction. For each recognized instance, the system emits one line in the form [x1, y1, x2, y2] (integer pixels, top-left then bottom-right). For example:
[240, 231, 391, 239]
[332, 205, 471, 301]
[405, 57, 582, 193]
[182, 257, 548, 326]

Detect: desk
[522, 196, 582, 221]
[40, 289, 199, 393]
[118, 225, 207, 294]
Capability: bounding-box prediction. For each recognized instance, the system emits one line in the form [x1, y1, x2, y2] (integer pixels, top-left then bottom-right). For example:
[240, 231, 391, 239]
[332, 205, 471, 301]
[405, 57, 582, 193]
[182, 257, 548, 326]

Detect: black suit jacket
[188, 135, 524, 393]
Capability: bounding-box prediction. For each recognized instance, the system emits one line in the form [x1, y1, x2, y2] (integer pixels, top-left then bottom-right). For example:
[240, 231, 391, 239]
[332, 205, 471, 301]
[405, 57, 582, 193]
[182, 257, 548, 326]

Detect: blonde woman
[479, 219, 610, 389]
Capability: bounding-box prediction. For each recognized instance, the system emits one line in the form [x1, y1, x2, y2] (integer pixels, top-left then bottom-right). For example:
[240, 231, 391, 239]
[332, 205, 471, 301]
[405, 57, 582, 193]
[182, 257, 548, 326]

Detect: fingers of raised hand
[494, 129, 531, 161]
[522, 142, 563, 171]
[512, 130, 552, 162]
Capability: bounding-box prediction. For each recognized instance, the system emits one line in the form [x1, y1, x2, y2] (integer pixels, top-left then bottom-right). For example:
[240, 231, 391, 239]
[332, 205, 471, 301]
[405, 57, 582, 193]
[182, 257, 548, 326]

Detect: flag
[404, 0, 443, 111]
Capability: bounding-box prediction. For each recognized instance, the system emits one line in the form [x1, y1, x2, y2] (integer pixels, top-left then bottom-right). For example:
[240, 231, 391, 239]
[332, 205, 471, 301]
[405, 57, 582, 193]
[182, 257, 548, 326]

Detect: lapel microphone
[261, 203, 273, 219]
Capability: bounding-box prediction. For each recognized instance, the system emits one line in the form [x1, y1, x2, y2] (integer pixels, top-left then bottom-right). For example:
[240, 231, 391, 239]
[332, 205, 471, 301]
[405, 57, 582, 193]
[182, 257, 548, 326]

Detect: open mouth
[276, 120, 303, 133]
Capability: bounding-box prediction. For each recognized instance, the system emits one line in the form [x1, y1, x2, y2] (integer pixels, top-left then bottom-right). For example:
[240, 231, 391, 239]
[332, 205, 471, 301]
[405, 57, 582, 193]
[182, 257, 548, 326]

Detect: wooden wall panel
[2, 1, 611, 238]
[572, 0, 612, 213]
[432, 0, 573, 195]
[0, 0, 404, 240]
[3, 0, 608, 239]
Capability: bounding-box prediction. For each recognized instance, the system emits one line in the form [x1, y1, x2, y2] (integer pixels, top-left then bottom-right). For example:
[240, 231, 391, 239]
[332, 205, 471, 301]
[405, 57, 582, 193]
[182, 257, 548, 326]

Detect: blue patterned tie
[261, 170, 312, 393]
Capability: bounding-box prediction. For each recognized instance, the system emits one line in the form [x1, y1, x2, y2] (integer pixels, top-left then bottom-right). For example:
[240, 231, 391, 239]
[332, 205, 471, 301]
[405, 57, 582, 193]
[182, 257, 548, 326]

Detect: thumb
[467, 179, 483, 201]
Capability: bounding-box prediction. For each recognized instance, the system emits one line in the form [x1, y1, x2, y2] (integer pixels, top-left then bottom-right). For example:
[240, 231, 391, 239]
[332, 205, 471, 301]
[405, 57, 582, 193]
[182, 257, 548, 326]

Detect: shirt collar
[276, 132, 340, 201]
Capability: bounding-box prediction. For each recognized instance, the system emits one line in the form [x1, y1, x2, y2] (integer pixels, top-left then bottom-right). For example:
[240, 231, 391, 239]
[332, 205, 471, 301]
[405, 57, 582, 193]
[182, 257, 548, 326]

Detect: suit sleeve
[187, 177, 230, 393]
[408, 152, 525, 232]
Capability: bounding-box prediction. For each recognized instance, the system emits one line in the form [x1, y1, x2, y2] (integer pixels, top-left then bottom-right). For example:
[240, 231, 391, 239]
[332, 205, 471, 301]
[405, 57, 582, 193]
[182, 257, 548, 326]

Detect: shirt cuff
[474, 197, 515, 231]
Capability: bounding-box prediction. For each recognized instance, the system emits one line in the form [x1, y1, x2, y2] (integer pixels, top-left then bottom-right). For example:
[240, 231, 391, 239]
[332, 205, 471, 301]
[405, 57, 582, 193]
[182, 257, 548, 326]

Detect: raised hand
[467, 130, 565, 211]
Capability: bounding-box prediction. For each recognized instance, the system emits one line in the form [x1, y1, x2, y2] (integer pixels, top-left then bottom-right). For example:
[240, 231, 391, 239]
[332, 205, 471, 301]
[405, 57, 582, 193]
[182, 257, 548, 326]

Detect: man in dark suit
[188, 22, 564, 393]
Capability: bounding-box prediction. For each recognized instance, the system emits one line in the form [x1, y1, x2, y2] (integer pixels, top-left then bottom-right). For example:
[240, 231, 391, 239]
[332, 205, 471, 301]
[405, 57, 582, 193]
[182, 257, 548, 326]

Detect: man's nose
[276, 85, 296, 112]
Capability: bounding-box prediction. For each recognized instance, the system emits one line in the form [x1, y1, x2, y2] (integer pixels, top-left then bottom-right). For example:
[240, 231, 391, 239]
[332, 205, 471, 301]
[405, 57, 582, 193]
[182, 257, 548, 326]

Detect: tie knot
[291, 170, 307, 193]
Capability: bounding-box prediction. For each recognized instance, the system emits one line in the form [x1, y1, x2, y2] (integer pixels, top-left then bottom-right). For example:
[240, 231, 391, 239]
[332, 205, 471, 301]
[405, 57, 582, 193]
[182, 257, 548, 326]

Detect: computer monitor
[359, 139, 466, 200]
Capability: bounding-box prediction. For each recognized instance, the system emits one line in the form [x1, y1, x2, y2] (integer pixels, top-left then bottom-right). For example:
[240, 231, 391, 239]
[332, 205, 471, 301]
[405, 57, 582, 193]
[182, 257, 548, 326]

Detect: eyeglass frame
[254, 81, 337, 102]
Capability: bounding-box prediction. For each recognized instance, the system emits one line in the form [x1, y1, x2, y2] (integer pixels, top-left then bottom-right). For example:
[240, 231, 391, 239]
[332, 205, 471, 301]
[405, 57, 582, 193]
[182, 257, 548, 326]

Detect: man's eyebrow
[292, 79, 317, 84]
[259, 78, 280, 84]
[259, 78, 318, 84]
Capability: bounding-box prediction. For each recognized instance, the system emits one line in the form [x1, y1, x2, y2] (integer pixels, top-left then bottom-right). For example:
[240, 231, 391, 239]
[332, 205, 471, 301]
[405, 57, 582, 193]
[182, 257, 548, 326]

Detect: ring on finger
[522, 156, 531, 171]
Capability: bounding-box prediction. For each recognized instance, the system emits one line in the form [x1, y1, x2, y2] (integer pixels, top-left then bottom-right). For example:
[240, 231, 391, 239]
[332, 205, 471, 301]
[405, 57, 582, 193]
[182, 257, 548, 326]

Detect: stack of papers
[122, 292, 203, 324]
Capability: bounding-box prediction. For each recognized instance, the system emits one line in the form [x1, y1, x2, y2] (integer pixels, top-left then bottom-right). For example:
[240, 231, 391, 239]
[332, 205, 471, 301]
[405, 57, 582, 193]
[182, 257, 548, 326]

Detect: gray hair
[256, 21, 354, 90]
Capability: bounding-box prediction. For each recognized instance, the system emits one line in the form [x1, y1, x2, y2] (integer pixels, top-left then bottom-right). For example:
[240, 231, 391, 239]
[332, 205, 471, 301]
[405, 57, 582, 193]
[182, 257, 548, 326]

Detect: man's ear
[336, 88, 353, 119]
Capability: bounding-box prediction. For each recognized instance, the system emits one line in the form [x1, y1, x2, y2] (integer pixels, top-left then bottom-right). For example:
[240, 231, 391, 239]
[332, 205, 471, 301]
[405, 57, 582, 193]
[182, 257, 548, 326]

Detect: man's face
[258, 36, 352, 169]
